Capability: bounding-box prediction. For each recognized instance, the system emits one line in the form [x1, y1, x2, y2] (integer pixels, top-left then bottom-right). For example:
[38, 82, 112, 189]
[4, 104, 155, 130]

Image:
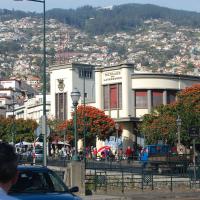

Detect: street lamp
[71, 88, 81, 161]
[14, 0, 47, 166]
[176, 115, 182, 146]
[115, 123, 120, 157]
[82, 67, 86, 163]
[11, 94, 16, 145]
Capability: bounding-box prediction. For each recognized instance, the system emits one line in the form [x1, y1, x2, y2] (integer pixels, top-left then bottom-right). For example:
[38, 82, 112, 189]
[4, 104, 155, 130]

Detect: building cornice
[95, 63, 134, 72]
[115, 116, 140, 122]
[131, 73, 200, 81]
[49, 62, 95, 72]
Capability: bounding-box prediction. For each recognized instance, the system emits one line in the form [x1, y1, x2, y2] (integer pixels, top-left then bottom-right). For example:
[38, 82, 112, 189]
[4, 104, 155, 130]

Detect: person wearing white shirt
[0, 142, 19, 200]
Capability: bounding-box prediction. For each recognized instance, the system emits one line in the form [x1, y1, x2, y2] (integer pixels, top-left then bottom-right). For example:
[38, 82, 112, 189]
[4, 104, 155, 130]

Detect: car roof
[17, 165, 50, 172]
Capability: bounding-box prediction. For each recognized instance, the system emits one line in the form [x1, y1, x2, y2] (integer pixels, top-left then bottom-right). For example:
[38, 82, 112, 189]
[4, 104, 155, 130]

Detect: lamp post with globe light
[115, 123, 120, 157]
[176, 115, 182, 146]
[71, 88, 81, 161]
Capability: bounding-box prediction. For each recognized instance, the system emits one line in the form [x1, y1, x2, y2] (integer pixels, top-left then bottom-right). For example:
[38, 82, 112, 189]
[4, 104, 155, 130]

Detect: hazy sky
[1, 0, 200, 13]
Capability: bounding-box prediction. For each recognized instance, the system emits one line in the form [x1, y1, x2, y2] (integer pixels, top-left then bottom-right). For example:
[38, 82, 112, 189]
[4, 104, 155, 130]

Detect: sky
[1, 0, 200, 13]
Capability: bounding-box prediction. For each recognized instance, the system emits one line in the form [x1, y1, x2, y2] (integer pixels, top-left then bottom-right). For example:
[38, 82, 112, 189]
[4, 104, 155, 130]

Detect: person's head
[0, 142, 18, 191]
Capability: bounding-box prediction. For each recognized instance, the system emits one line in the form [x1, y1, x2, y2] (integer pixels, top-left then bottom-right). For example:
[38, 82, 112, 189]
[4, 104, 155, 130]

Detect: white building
[50, 63, 200, 149]
[50, 63, 95, 121]
[0, 79, 27, 118]
[0, 79, 50, 123]
[15, 94, 51, 123]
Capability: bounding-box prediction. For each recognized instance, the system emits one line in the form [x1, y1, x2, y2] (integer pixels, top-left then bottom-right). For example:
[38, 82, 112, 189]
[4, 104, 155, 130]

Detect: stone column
[132, 89, 136, 117]
[122, 67, 132, 117]
[147, 90, 152, 113]
[95, 68, 102, 109]
[163, 90, 167, 105]
[65, 161, 85, 195]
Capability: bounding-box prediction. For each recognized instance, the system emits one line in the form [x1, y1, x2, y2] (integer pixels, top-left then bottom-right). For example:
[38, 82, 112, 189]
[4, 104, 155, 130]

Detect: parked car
[9, 165, 81, 200]
[20, 150, 33, 162]
[33, 148, 43, 161]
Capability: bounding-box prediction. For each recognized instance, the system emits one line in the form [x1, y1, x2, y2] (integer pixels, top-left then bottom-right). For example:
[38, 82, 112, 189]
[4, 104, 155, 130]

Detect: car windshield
[10, 169, 69, 194]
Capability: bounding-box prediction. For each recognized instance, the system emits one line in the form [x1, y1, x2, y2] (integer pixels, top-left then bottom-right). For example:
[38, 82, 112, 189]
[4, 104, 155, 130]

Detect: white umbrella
[15, 141, 32, 147]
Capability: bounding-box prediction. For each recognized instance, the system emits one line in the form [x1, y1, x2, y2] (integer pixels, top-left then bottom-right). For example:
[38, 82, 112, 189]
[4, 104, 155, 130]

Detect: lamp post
[11, 94, 15, 145]
[83, 68, 86, 163]
[115, 123, 120, 157]
[176, 115, 182, 146]
[71, 88, 81, 161]
[15, 0, 47, 166]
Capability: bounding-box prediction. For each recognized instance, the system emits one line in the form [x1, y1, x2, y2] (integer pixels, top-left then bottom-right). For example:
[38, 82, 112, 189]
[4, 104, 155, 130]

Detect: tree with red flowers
[140, 84, 200, 146]
[58, 105, 122, 146]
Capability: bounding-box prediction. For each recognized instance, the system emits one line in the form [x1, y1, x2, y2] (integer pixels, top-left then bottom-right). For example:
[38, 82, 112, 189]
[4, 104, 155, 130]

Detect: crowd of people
[79, 145, 143, 162]
[41, 143, 145, 162]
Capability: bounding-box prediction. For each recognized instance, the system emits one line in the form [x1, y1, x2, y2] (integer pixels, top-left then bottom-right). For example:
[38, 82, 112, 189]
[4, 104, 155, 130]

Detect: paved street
[81, 191, 200, 200]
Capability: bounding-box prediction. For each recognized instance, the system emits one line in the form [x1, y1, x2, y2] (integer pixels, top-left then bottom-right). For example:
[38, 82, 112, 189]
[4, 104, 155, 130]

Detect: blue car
[9, 165, 82, 200]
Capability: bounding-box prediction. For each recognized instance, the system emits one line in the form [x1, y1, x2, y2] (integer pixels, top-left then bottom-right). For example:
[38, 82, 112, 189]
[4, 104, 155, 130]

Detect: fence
[85, 160, 200, 194]
[18, 156, 200, 193]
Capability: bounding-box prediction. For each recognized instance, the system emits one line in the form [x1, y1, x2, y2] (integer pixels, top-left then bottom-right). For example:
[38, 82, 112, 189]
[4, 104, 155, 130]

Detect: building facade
[50, 63, 200, 149]
[0, 79, 50, 123]
[50, 63, 95, 121]
[14, 94, 51, 123]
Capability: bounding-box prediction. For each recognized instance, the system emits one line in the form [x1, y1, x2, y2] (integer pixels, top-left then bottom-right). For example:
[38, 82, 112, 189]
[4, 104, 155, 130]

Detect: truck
[140, 144, 191, 173]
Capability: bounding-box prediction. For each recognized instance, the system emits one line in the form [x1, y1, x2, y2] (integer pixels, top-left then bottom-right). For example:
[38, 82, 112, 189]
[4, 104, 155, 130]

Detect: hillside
[0, 3, 200, 91]
[47, 4, 200, 35]
[1, 3, 200, 35]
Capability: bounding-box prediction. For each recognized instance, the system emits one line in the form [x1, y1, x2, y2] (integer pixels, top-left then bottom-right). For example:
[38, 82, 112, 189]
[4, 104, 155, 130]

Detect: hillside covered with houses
[0, 4, 200, 91]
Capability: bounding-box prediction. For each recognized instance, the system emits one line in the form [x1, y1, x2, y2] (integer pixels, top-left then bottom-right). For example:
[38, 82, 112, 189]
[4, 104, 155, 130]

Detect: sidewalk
[81, 195, 127, 200]
[81, 190, 200, 200]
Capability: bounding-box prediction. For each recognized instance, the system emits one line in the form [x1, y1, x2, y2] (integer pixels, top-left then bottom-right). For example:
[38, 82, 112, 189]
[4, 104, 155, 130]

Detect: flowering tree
[140, 84, 200, 146]
[58, 105, 122, 146]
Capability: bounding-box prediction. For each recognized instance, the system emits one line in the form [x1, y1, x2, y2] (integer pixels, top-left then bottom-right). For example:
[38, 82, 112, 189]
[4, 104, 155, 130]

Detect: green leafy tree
[47, 117, 64, 143]
[139, 84, 200, 147]
[0, 117, 37, 143]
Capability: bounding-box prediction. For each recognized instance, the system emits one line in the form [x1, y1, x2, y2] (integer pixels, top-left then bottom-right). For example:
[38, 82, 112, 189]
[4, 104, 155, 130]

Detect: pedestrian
[125, 146, 133, 163]
[92, 147, 97, 160]
[0, 142, 19, 200]
[118, 148, 123, 161]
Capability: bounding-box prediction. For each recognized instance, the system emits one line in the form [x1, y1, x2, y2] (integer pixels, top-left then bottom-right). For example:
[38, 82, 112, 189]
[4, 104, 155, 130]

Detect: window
[103, 83, 122, 110]
[152, 90, 163, 107]
[110, 85, 117, 108]
[79, 68, 92, 79]
[135, 90, 147, 108]
[55, 92, 67, 120]
[167, 90, 177, 104]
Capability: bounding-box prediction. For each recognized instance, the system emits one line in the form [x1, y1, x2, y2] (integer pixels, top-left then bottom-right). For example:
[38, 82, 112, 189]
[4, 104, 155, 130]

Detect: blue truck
[140, 144, 190, 172]
[140, 144, 170, 161]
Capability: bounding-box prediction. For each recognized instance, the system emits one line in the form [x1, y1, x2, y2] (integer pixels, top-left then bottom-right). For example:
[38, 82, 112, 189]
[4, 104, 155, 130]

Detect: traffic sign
[34, 125, 50, 137]
[35, 126, 41, 137]
[188, 126, 200, 138]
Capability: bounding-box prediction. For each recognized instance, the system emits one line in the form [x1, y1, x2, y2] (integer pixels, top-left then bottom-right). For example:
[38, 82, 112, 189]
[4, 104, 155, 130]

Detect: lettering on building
[103, 70, 122, 82]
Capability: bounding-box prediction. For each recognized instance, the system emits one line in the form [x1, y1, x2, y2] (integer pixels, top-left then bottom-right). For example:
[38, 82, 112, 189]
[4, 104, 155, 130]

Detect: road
[82, 191, 200, 200]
